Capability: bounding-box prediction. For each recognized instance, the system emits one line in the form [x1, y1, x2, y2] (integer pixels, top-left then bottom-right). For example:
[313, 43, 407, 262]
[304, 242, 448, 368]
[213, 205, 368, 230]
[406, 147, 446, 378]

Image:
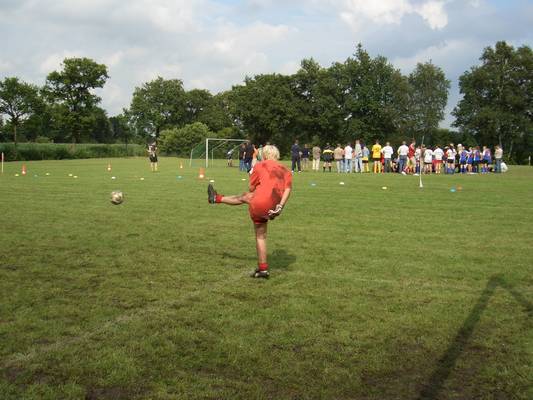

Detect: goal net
[189, 138, 247, 168]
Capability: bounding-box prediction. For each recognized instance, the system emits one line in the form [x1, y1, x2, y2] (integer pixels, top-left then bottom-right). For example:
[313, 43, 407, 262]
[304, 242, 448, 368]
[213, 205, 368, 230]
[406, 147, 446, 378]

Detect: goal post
[189, 138, 247, 168]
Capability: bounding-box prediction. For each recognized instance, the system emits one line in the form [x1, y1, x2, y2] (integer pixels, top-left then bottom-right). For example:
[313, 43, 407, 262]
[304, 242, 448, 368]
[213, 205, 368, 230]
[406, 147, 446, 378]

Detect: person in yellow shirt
[371, 139, 382, 173]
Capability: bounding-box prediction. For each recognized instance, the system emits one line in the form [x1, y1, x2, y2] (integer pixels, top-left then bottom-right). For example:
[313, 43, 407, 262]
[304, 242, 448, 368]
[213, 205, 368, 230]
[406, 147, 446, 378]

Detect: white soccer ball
[111, 191, 124, 205]
[501, 162, 508, 173]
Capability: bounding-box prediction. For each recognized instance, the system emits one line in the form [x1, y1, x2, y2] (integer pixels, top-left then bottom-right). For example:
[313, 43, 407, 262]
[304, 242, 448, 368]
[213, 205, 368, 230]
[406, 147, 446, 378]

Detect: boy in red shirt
[208, 145, 292, 278]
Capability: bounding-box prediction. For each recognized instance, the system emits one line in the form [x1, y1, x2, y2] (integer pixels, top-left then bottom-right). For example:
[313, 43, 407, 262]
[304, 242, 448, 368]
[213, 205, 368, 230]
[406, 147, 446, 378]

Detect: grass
[0, 157, 532, 400]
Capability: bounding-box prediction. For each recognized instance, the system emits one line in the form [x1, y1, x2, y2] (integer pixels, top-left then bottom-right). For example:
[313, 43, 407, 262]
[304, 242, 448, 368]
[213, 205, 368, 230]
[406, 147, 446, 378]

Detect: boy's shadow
[270, 249, 296, 270]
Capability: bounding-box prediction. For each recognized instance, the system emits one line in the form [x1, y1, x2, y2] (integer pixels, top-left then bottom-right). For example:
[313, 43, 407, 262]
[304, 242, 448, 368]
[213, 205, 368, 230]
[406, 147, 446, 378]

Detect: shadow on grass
[270, 249, 297, 270]
[418, 274, 533, 400]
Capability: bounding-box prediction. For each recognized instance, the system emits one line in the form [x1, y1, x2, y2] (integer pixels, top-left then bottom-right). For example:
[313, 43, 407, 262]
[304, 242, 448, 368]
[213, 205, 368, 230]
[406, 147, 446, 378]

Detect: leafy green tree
[159, 122, 212, 156]
[292, 58, 344, 145]
[453, 41, 532, 162]
[109, 113, 134, 147]
[128, 77, 187, 139]
[407, 62, 450, 142]
[44, 57, 109, 143]
[0, 77, 41, 148]
[338, 45, 410, 144]
[229, 73, 299, 152]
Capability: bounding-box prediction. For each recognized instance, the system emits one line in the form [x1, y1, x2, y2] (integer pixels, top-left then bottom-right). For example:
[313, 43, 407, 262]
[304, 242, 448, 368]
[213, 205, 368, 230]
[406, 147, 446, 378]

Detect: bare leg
[254, 223, 268, 264]
[220, 192, 253, 205]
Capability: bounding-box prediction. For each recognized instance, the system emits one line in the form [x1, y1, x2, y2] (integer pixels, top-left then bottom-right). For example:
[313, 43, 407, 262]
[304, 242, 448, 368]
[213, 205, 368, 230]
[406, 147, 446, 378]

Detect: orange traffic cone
[21, 164, 27, 175]
[107, 163, 112, 172]
[198, 168, 205, 179]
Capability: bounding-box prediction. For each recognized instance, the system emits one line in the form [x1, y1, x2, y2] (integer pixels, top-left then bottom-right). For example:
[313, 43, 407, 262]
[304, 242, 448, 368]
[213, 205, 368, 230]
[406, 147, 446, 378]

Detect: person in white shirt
[353, 140, 363, 173]
[397, 141, 409, 174]
[344, 143, 353, 173]
[433, 145, 444, 174]
[414, 146, 422, 175]
[423, 146, 433, 174]
[381, 142, 394, 173]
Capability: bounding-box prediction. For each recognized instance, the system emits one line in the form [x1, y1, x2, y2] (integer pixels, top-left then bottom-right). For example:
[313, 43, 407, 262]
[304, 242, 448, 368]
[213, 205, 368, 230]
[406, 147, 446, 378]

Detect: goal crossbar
[204, 138, 247, 168]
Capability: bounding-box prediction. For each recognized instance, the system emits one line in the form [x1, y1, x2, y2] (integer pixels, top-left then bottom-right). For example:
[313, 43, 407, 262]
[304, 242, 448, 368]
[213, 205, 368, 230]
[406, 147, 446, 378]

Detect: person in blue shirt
[472, 146, 481, 173]
[459, 148, 468, 174]
[481, 146, 492, 173]
[291, 139, 301, 173]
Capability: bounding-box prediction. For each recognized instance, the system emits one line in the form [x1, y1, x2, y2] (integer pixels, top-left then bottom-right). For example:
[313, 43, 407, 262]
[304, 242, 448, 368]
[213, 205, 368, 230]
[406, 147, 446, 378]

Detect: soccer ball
[111, 191, 124, 205]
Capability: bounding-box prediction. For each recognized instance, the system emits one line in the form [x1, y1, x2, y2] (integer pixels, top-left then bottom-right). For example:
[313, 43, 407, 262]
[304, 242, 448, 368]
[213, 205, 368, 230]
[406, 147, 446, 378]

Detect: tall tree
[128, 77, 187, 139]
[44, 57, 109, 143]
[407, 61, 450, 142]
[453, 41, 532, 161]
[229, 73, 299, 151]
[0, 77, 41, 148]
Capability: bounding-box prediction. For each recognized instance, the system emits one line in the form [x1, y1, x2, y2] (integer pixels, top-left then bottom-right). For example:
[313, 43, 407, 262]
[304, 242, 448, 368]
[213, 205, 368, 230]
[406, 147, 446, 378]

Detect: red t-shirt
[408, 144, 415, 158]
[248, 160, 292, 223]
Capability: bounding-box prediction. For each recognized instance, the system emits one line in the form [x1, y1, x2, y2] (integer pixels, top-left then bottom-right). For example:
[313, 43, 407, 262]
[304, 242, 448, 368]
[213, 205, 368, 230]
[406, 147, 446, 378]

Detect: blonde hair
[261, 145, 280, 161]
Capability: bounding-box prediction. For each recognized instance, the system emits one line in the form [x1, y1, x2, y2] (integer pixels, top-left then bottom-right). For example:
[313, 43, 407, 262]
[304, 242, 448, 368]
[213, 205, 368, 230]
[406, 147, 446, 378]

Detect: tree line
[0, 41, 531, 162]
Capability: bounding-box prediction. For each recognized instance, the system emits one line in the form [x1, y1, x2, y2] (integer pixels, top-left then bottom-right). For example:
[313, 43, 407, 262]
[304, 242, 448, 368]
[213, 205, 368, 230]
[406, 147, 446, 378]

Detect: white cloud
[338, 0, 449, 31]
[39, 51, 83, 74]
[416, 1, 448, 30]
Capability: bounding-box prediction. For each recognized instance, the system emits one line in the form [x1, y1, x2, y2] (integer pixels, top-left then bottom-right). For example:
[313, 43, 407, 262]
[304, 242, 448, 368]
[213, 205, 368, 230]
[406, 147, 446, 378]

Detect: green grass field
[1, 157, 532, 400]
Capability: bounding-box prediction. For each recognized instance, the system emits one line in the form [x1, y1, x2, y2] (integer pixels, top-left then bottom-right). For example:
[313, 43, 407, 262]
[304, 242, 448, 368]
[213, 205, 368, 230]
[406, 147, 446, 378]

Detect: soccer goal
[189, 138, 247, 168]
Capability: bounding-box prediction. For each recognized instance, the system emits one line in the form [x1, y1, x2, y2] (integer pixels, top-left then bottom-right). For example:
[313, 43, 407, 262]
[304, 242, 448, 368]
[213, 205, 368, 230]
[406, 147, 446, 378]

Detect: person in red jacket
[208, 145, 292, 279]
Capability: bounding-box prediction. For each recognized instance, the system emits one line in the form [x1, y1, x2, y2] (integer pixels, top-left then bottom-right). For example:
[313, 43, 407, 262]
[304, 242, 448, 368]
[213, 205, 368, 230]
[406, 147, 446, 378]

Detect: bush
[35, 136, 53, 143]
[0, 143, 146, 161]
[159, 122, 213, 156]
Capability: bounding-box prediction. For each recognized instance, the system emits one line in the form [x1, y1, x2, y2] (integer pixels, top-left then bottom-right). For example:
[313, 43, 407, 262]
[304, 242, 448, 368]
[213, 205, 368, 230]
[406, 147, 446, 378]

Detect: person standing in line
[291, 139, 302, 173]
[371, 140, 382, 174]
[344, 142, 353, 173]
[243, 141, 254, 172]
[423, 145, 433, 174]
[445, 145, 455, 174]
[301, 144, 310, 171]
[312, 144, 321, 171]
[433, 145, 444, 174]
[407, 139, 416, 174]
[252, 144, 259, 168]
[381, 142, 394, 173]
[238, 143, 246, 171]
[481, 146, 492, 173]
[494, 145, 503, 173]
[397, 141, 409, 174]
[354, 139, 363, 173]
[334, 144, 344, 173]
[362, 145, 370, 173]
[322, 143, 334, 172]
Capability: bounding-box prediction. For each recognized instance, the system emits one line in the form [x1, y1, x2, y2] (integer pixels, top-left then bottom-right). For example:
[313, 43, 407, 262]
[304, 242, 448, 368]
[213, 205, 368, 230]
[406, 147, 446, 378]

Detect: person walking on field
[334, 144, 344, 173]
[312, 144, 321, 171]
[407, 140, 416, 174]
[147, 142, 158, 172]
[208, 145, 292, 279]
[291, 139, 302, 173]
[371, 140, 382, 173]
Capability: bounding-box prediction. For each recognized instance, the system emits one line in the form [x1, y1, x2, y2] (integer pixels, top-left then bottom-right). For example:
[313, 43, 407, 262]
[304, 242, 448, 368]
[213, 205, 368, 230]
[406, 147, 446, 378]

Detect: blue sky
[0, 0, 531, 128]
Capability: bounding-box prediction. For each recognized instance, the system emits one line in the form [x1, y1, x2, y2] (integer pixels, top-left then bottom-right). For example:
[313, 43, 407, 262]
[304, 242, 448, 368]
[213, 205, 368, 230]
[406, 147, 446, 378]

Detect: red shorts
[248, 194, 275, 224]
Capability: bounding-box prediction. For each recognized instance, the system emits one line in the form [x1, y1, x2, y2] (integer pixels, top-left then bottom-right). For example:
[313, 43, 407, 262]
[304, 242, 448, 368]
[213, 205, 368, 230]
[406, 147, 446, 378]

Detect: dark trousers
[291, 156, 301, 172]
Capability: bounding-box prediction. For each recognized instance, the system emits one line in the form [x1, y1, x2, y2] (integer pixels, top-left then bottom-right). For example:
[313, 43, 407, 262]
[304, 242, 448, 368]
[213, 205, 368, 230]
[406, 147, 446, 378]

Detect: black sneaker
[251, 269, 270, 279]
[208, 184, 217, 204]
